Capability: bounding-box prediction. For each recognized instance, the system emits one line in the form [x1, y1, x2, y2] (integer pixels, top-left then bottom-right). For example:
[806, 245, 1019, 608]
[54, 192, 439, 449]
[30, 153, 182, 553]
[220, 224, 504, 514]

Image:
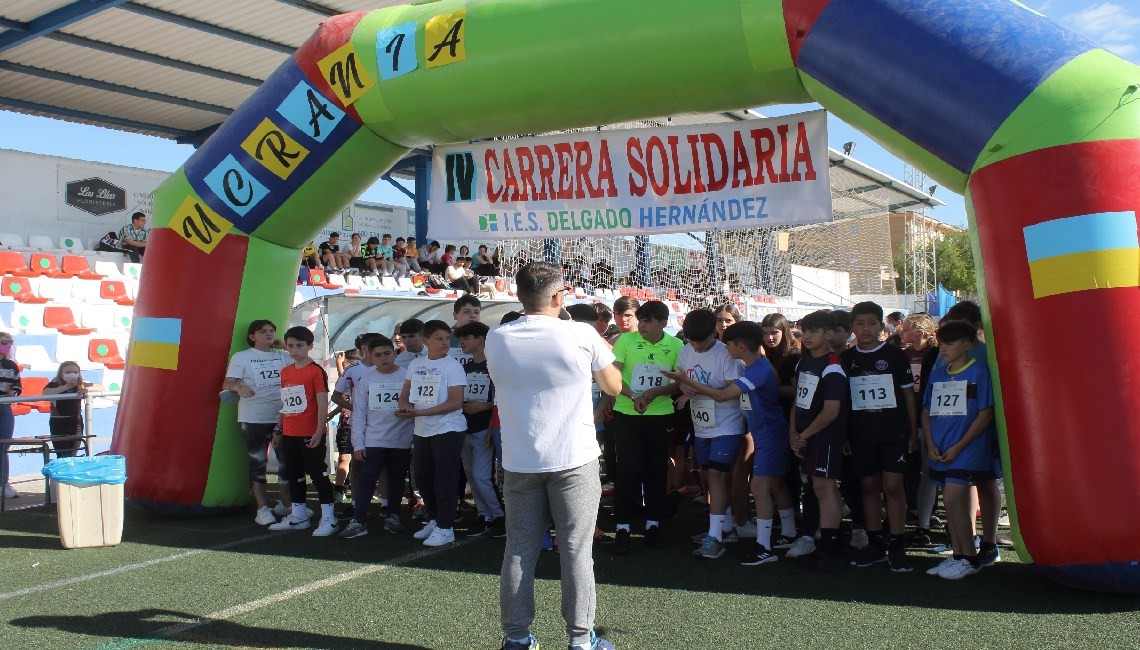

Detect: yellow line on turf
[0, 532, 279, 602]
[90, 537, 477, 650]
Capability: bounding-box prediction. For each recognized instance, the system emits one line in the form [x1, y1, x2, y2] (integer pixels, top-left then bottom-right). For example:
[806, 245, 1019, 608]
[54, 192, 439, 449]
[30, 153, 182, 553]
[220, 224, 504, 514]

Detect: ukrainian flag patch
[1023, 211, 1139, 299]
[128, 317, 182, 370]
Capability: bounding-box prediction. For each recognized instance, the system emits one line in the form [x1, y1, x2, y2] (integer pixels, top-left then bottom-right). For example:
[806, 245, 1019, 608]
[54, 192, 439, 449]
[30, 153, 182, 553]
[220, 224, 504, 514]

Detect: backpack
[96, 231, 122, 252]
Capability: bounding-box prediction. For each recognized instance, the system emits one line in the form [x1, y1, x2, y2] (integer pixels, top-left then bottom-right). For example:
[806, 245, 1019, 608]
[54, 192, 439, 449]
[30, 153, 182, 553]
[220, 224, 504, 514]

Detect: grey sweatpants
[501, 459, 601, 647]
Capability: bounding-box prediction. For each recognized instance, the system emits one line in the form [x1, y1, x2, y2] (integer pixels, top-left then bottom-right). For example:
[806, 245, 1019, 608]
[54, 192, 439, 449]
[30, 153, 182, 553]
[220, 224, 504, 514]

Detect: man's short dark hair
[887, 311, 905, 324]
[284, 326, 314, 344]
[131, 212, 146, 221]
[592, 302, 613, 323]
[245, 319, 276, 347]
[945, 301, 983, 327]
[800, 310, 838, 332]
[567, 303, 599, 324]
[423, 320, 452, 338]
[516, 262, 564, 312]
[613, 296, 640, 314]
[453, 294, 481, 315]
[343, 349, 362, 362]
[722, 321, 763, 352]
[851, 301, 884, 323]
[832, 310, 852, 331]
[368, 335, 395, 351]
[398, 319, 424, 335]
[681, 308, 717, 342]
[329, 232, 340, 238]
[500, 311, 523, 325]
[354, 332, 381, 350]
[634, 300, 669, 323]
[937, 320, 978, 344]
[454, 322, 490, 339]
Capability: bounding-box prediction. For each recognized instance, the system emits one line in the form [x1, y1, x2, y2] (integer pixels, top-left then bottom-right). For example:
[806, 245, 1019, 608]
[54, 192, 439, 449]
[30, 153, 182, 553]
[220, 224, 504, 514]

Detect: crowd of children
[224, 290, 1003, 585]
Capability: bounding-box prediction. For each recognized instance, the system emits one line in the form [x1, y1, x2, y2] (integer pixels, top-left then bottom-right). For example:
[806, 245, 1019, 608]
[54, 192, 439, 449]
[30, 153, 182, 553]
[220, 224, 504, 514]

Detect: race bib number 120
[280, 385, 307, 415]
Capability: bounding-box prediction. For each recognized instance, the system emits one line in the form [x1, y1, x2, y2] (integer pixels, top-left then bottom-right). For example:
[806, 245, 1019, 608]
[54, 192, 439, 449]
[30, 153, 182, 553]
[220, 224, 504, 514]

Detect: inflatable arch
[111, 0, 1140, 592]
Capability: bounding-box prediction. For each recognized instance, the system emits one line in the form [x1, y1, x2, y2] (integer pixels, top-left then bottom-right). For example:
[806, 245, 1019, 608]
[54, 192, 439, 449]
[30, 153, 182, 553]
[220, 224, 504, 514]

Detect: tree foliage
[893, 228, 977, 295]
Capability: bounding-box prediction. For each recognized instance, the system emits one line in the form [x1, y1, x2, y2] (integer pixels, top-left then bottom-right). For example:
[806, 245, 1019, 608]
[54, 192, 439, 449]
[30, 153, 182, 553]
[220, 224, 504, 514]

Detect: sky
[0, 0, 1135, 231]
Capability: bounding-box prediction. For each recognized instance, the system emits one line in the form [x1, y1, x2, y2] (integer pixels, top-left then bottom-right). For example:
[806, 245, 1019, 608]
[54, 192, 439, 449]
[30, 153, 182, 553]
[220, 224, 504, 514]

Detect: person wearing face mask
[43, 361, 94, 458]
[0, 333, 23, 499]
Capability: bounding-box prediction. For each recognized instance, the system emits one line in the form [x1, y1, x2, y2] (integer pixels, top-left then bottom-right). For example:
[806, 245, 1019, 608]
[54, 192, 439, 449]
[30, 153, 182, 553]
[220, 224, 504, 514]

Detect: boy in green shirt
[610, 301, 682, 555]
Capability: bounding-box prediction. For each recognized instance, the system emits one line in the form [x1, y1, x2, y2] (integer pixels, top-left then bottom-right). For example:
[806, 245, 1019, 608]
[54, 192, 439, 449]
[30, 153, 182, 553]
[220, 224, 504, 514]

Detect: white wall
[790, 263, 851, 306]
[0, 149, 416, 249]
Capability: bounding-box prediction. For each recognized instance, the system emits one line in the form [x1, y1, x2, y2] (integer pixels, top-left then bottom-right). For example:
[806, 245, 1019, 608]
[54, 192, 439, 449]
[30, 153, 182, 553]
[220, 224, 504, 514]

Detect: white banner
[428, 110, 831, 240]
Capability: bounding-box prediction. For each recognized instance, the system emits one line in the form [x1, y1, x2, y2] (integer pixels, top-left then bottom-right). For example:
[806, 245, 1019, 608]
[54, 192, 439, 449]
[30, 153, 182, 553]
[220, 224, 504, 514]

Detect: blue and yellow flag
[128, 317, 182, 370]
[1023, 211, 1139, 299]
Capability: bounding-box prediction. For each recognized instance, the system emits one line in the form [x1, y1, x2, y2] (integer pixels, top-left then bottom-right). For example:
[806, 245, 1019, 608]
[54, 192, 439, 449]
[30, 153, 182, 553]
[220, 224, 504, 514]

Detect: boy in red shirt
[269, 326, 338, 536]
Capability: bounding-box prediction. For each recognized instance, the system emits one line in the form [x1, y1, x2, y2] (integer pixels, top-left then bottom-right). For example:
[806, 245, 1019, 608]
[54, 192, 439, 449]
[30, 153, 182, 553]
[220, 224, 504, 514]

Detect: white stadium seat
[10, 303, 48, 333]
[380, 276, 398, 290]
[28, 235, 56, 250]
[346, 275, 365, 290]
[101, 369, 125, 393]
[112, 307, 133, 331]
[0, 233, 31, 251]
[397, 277, 414, 290]
[93, 261, 124, 279]
[36, 277, 74, 302]
[123, 263, 142, 281]
[71, 279, 109, 304]
[14, 344, 55, 371]
[80, 305, 115, 332]
[59, 236, 85, 252]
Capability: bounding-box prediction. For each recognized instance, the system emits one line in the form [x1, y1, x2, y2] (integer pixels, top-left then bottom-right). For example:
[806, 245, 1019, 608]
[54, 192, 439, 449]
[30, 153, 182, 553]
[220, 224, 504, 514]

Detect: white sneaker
[4, 484, 19, 499]
[850, 527, 869, 550]
[254, 506, 277, 526]
[926, 556, 956, 576]
[785, 536, 816, 558]
[273, 502, 314, 519]
[268, 515, 310, 531]
[423, 526, 455, 547]
[312, 517, 339, 537]
[938, 558, 981, 580]
[735, 519, 757, 538]
[413, 520, 438, 540]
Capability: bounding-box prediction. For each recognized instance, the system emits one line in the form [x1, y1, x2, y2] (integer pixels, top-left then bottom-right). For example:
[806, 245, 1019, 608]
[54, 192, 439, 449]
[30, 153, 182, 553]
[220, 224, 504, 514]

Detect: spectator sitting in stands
[376, 234, 398, 277]
[302, 241, 320, 269]
[118, 212, 149, 264]
[346, 233, 365, 272]
[472, 245, 499, 277]
[319, 232, 351, 273]
[439, 245, 458, 272]
[420, 241, 442, 273]
[446, 256, 476, 294]
[404, 238, 423, 273]
[361, 236, 381, 275]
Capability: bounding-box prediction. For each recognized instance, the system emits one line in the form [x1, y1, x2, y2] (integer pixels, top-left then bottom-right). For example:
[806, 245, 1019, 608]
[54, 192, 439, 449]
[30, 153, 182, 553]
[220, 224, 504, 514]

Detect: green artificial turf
[1, 496, 1137, 649]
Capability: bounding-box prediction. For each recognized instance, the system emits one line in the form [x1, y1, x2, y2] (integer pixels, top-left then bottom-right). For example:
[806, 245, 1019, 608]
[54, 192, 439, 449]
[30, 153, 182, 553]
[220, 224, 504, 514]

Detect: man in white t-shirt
[486, 262, 622, 650]
[223, 319, 293, 526]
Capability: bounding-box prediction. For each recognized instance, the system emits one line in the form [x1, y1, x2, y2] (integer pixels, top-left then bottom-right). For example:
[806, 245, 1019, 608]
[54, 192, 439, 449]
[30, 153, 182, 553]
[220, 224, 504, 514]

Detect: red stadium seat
[0, 252, 33, 277]
[306, 269, 337, 289]
[619, 288, 632, 296]
[89, 339, 126, 370]
[100, 280, 135, 306]
[44, 306, 95, 335]
[61, 255, 104, 280]
[27, 253, 62, 278]
[1, 275, 49, 304]
[666, 290, 677, 300]
[19, 376, 51, 414]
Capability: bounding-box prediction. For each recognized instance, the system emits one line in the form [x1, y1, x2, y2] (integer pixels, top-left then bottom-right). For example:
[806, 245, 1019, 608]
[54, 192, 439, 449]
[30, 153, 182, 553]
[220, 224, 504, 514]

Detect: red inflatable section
[969, 139, 1140, 567]
[294, 11, 368, 123]
[111, 230, 248, 507]
[782, 0, 831, 65]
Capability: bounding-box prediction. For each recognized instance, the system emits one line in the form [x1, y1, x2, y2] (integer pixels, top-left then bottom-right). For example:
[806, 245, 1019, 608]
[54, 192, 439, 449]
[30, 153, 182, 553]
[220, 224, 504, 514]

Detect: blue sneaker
[501, 633, 540, 650]
[569, 631, 614, 650]
[541, 530, 555, 551]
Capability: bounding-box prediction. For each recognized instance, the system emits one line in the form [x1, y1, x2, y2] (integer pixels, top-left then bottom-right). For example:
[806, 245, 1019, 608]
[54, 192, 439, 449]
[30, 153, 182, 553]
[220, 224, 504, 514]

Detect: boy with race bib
[455, 321, 505, 538]
[223, 319, 294, 526]
[660, 309, 744, 560]
[789, 310, 850, 573]
[398, 320, 468, 547]
[921, 320, 996, 580]
[269, 326, 338, 536]
[610, 300, 681, 555]
[339, 335, 414, 538]
[841, 302, 917, 573]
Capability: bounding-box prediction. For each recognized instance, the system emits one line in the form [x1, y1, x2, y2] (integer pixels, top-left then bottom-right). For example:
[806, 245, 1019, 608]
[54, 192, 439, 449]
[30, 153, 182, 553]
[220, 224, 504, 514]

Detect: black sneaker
[488, 516, 507, 538]
[740, 543, 778, 566]
[794, 550, 846, 574]
[772, 534, 797, 549]
[978, 542, 1001, 567]
[910, 528, 932, 547]
[850, 543, 887, 568]
[337, 504, 355, 520]
[613, 529, 632, 555]
[644, 525, 665, 549]
[888, 544, 914, 573]
[467, 518, 492, 537]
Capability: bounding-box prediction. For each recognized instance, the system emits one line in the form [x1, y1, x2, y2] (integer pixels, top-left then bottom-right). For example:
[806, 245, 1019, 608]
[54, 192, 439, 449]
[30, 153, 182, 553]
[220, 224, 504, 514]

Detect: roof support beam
[177, 124, 221, 148]
[0, 95, 189, 138]
[119, 3, 296, 54]
[0, 61, 233, 115]
[46, 33, 263, 86]
[0, 0, 131, 53]
[275, 0, 340, 17]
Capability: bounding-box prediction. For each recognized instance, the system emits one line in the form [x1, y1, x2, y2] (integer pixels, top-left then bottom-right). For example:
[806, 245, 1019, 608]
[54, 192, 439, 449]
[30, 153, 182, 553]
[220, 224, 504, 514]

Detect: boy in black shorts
[841, 302, 917, 572]
[789, 310, 849, 572]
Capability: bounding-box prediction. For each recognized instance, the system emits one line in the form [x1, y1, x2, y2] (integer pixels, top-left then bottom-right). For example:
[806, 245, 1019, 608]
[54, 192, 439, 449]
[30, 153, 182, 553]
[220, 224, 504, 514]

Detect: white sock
[778, 508, 797, 537]
[616, 523, 630, 532]
[320, 503, 334, 520]
[708, 514, 725, 542]
[757, 518, 774, 549]
[291, 503, 308, 520]
[645, 519, 660, 529]
[724, 506, 733, 523]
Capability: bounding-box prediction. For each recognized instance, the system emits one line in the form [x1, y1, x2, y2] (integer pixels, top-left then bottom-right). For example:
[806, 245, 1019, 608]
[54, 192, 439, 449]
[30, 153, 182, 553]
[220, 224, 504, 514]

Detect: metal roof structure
[0, 0, 942, 213]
